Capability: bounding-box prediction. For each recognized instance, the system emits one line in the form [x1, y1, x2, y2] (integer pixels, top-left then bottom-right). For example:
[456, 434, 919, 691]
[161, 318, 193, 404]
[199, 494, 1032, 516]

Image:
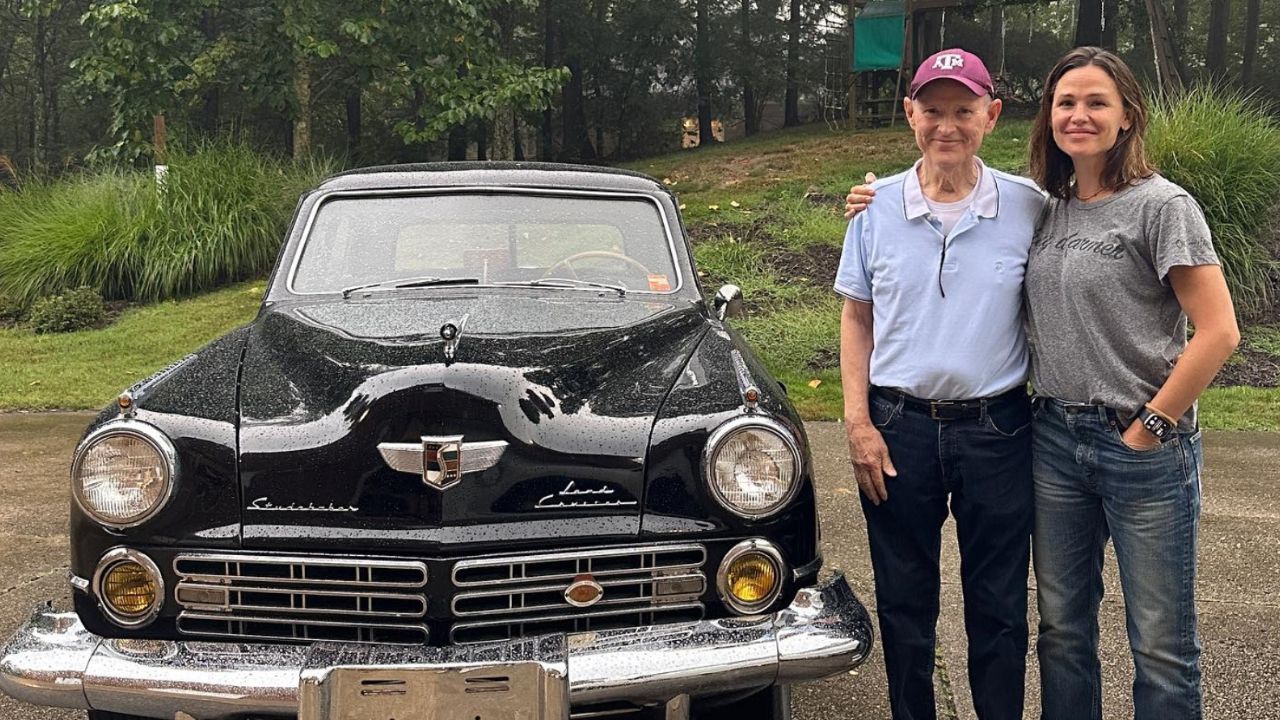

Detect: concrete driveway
[0, 413, 1276, 719]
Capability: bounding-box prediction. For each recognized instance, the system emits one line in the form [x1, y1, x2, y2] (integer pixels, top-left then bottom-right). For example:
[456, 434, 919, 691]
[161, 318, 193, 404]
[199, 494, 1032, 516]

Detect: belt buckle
[929, 401, 957, 420]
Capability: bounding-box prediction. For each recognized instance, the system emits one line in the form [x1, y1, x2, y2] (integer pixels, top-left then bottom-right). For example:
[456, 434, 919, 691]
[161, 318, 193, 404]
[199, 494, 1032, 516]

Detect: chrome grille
[450, 544, 707, 644]
[173, 553, 428, 644]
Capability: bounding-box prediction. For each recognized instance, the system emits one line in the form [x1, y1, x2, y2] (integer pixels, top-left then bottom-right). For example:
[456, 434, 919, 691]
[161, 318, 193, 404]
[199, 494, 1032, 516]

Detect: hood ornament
[378, 435, 507, 490]
[441, 314, 468, 363]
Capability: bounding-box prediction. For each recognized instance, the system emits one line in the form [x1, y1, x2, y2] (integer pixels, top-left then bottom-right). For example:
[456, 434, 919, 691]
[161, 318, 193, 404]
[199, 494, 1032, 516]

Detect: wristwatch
[1138, 406, 1175, 442]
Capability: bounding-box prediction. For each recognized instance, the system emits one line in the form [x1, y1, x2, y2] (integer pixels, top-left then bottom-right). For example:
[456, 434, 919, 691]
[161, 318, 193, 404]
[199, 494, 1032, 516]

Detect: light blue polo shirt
[834, 158, 1045, 400]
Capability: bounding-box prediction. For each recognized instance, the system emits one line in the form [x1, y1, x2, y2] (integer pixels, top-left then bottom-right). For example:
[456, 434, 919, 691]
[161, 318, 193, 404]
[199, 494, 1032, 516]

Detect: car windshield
[291, 192, 680, 295]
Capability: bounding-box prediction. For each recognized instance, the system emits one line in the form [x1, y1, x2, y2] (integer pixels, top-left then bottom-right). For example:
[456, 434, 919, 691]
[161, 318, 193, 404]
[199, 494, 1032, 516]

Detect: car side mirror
[714, 284, 744, 320]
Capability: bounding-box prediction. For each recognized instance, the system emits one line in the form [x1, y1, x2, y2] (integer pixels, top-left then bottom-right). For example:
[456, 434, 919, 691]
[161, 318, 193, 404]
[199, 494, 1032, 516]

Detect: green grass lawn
[0, 120, 1275, 430]
[0, 282, 261, 409]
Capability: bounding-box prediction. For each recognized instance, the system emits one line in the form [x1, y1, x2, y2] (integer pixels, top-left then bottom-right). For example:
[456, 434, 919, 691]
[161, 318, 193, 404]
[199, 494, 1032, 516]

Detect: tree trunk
[1241, 0, 1260, 87]
[1172, 0, 1188, 48]
[199, 8, 220, 135]
[449, 63, 470, 160]
[476, 121, 488, 161]
[784, 0, 800, 127]
[345, 90, 362, 162]
[1206, 0, 1230, 80]
[541, 0, 555, 160]
[492, 105, 515, 160]
[1146, 0, 1185, 95]
[847, 0, 857, 128]
[1074, 0, 1102, 47]
[988, 3, 1004, 75]
[292, 54, 311, 159]
[740, 0, 758, 136]
[448, 123, 468, 160]
[560, 56, 595, 160]
[399, 83, 429, 163]
[31, 12, 47, 168]
[491, 3, 517, 161]
[696, 0, 717, 144]
[1100, 0, 1117, 50]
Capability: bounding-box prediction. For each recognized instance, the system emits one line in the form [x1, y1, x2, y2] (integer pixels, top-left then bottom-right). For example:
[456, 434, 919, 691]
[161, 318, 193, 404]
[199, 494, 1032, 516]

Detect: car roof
[320, 162, 670, 195]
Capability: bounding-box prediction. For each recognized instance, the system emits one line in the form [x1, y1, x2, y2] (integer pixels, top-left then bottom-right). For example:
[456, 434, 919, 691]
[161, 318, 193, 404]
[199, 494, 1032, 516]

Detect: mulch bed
[1213, 346, 1280, 388]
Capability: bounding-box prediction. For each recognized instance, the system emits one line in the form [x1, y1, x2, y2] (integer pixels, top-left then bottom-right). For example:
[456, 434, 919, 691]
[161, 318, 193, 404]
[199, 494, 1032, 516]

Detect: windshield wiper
[342, 275, 480, 298]
[494, 278, 626, 297]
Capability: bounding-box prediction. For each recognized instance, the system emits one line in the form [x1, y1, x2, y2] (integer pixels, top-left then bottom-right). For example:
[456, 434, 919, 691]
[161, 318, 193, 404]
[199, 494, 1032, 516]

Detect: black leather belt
[873, 386, 1026, 421]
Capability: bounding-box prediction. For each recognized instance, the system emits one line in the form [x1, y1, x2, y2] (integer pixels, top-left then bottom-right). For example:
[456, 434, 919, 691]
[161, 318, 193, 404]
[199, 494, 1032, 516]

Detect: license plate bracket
[298, 636, 569, 720]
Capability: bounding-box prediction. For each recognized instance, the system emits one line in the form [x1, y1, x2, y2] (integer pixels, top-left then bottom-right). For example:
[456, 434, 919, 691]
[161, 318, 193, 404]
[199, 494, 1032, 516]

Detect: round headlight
[72, 422, 176, 528]
[717, 539, 784, 615]
[703, 417, 801, 518]
[93, 548, 163, 627]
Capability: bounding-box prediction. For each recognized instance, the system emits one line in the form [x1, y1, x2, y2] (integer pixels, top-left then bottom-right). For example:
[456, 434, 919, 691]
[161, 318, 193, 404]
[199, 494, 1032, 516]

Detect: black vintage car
[0, 163, 872, 720]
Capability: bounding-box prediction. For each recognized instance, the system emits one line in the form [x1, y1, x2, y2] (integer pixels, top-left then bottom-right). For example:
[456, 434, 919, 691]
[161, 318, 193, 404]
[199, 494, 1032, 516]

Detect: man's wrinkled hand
[844, 418, 897, 505]
[843, 172, 878, 220]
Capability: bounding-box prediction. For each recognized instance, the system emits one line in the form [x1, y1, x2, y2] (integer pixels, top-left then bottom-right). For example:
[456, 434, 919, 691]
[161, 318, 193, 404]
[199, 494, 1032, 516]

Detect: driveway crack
[934, 642, 960, 719]
[0, 565, 68, 597]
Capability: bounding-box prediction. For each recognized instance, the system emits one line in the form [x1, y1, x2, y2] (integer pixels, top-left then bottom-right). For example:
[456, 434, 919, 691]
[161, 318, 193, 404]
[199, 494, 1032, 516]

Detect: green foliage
[28, 287, 108, 334]
[1148, 86, 1280, 318]
[383, 1, 568, 145]
[71, 0, 569, 159]
[0, 141, 334, 304]
[75, 0, 206, 162]
[0, 294, 27, 324]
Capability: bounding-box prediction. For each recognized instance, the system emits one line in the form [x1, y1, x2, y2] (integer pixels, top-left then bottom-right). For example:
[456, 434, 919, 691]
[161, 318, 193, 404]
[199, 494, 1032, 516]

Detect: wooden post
[153, 113, 166, 164]
[154, 113, 169, 189]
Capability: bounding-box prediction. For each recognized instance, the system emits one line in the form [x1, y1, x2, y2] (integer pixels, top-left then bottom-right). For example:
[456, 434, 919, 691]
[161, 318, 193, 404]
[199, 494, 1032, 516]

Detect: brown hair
[1028, 46, 1156, 200]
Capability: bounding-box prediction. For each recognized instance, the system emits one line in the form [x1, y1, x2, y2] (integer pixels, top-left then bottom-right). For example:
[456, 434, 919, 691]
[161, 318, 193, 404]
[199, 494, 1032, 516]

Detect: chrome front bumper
[0, 572, 871, 719]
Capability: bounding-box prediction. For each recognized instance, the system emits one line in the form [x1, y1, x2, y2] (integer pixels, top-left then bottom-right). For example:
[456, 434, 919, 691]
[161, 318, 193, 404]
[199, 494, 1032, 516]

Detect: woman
[1026, 46, 1236, 720]
[844, 47, 1239, 719]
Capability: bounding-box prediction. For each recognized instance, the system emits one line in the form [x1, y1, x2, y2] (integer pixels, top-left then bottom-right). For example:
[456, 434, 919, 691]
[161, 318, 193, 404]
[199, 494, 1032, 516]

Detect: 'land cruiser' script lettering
[536, 480, 638, 510]
[248, 497, 358, 513]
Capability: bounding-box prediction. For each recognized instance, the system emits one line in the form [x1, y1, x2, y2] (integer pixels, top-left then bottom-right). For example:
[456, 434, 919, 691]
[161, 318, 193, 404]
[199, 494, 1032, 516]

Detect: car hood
[238, 293, 708, 552]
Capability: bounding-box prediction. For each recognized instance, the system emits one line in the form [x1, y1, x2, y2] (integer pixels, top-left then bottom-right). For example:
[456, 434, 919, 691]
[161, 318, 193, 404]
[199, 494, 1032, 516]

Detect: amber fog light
[717, 539, 784, 615]
[94, 549, 163, 627]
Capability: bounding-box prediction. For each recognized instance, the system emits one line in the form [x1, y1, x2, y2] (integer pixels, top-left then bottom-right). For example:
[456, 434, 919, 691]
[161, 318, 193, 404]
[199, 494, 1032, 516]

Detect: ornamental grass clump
[0, 141, 335, 306]
[1147, 86, 1280, 319]
[132, 141, 334, 301]
[0, 171, 148, 306]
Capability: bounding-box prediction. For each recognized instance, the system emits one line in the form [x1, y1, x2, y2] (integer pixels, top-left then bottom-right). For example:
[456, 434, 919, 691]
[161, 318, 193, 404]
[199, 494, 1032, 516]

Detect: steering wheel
[542, 251, 653, 282]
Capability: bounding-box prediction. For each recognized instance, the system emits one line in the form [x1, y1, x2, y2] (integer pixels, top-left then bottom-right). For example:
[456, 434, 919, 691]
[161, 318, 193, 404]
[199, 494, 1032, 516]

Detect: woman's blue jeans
[1032, 398, 1203, 720]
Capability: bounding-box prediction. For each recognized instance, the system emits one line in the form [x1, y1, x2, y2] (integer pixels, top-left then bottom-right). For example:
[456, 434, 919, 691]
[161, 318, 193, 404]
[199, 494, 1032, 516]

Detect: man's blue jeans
[861, 388, 1033, 720]
[1032, 399, 1203, 720]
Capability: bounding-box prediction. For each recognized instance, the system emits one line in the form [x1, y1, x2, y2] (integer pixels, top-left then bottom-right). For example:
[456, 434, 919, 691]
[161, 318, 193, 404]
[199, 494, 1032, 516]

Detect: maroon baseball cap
[909, 48, 994, 99]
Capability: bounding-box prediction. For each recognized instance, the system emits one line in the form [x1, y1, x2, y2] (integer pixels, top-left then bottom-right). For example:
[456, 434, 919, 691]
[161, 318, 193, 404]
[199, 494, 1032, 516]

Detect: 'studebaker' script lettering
[248, 497, 358, 513]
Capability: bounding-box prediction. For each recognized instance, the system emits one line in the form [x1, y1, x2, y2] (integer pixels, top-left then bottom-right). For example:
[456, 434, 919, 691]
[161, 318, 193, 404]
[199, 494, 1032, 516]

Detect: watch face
[1143, 413, 1170, 439]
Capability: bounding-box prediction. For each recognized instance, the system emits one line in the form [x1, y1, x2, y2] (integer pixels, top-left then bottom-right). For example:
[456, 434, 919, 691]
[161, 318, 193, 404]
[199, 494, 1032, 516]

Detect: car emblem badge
[564, 575, 604, 608]
[423, 435, 463, 487]
[378, 435, 508, 490]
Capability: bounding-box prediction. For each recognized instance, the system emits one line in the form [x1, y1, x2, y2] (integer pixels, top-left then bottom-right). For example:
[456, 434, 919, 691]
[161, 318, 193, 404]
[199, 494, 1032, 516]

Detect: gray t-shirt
[1025, 174, 1219, 429]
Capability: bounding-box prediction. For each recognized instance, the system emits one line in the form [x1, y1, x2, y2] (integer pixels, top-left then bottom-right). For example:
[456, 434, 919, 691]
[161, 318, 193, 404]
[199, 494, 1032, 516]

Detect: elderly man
[835, 49, 1043, 720]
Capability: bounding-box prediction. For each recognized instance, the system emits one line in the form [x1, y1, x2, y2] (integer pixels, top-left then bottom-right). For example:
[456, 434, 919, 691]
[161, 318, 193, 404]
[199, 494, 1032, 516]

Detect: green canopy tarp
[853, 0, 906, 72]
